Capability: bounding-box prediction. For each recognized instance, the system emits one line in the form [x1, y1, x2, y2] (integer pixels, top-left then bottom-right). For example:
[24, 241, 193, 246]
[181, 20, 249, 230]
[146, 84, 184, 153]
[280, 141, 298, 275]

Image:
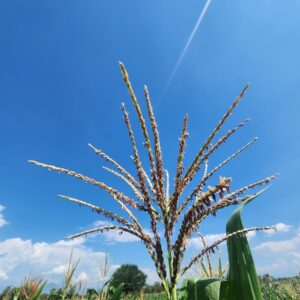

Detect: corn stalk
[30, 63, 277, 300]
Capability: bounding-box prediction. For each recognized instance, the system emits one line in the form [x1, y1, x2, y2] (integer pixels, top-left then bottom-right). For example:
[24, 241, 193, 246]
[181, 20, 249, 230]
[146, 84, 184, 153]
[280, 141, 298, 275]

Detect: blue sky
[0, 0, 300, 288]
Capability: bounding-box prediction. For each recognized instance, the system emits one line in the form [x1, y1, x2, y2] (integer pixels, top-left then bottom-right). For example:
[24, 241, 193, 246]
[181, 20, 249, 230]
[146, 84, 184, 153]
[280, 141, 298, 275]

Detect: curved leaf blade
[224, 188, 267, 300]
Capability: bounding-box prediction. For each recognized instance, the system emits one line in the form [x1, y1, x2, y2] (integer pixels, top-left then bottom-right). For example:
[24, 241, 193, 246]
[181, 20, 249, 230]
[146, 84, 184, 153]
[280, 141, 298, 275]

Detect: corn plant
[86, 250, 125, 300]
[18, 275, 46, 300]
[261, 283, 294, 300]
[29, 63, 277, 300]
[99, 249, 110, 280]
[179, 193, 269, 300]
[194, 234, 227, 279]
[0, 286, 19, 300]
[50, 250, 80, 300]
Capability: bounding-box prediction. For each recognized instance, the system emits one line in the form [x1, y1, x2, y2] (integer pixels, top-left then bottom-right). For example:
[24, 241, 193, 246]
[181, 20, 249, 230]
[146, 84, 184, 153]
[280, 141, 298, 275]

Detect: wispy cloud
[255, 228, 299, 253]
[0, 205, 8, 228]
[254, 226, 300, 275]
[265, 223, 292, 236]
[91, 220, 151, 244]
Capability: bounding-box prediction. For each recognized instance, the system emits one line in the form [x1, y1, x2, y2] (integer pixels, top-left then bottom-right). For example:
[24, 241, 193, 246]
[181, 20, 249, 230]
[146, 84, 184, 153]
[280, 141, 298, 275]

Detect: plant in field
[86, 283, 125, 300]
[194, 233, 227, 279]
[179, 195, 267, 300]
[86, 250, 124, 300]
[99, 249, 110, 281]
[29, 63, 277, 300]
[17, 275, 46, 300]
[260, 274, 299, 300]
[144, 282, 165, 294]
[0, 286, 19, 300]
[50, 250, 80, 300]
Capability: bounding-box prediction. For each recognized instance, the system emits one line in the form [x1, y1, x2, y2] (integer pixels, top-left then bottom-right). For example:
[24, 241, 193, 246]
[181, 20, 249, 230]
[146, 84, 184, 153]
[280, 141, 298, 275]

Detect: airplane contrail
[162, 0, 213, 97]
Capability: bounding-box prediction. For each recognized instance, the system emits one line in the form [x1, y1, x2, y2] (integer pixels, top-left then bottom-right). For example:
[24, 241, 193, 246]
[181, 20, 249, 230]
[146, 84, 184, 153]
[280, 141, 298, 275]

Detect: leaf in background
[31, 281, 47, 300]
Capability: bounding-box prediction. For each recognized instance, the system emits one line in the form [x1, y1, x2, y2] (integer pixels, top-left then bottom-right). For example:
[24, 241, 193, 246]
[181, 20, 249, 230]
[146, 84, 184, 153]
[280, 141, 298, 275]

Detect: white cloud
[102, 231, 140, 244]
[247, 231, 257, 239]
[0, 205, 8, 228]
[0, 237, 118, 290]
[254, 226, 300, 276]
[91, 220, 150, 244]
[93, 220, 110, 227]
[0, 270, 8, 280]
[75, 271, 89, 283]
[265, 223, 292, 236]
[44, 264, 67, 275]
[254, 232, 299, 253]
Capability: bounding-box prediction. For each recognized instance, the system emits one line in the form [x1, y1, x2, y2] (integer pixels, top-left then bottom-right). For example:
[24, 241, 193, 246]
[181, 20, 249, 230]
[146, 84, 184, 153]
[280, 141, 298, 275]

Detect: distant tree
[110, 264, 146, 294]
[144, 282, 164, 294]
[260, 273, 274, 285]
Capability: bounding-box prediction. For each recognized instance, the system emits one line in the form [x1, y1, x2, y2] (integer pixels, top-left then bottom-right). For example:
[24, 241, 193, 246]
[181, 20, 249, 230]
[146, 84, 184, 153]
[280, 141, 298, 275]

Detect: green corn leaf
[217, 253, 223, 278]
[110, 283, 125, 300]
[219, 280, 229, 300]
[178, 278, 189, 300]
[200, 259, 210, 278]
[223, 188, 267, 300]
[180, 278, 222, 300]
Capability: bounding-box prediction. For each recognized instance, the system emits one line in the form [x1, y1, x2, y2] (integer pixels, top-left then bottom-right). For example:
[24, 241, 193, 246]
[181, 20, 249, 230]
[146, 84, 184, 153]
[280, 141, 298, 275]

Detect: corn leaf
[180, 278, 222, 300]
[109, 283, 125, 300]
[223, 189, 266, 300]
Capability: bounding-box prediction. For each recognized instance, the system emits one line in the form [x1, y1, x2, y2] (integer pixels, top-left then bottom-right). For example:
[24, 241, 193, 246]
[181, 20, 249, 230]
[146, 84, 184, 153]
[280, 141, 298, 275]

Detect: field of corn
[1, 274, 300, 299]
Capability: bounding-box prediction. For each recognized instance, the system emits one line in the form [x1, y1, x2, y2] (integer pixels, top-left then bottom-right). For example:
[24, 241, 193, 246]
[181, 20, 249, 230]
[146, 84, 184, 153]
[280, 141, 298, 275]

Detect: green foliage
[261, 283, 293, 300]
[29, 62, 279, 300]
[48, 250, 80, 300]
[84, 281, 124, 300]
[0, 286, 19, 300]
[179, 278, 222, 300]
[221, 190, 266, 300]
[0, 280, 46, 300]
[1, 274, 300, 299]
[109, 283, 125, 300]
[195, 234, 227, 279]
[110, 264, 146, 295]
[143, 293, 168, 300]
[144, 282, 165, 294]
[260, 274, 300, 299]
[179, 190, 272, 300]
[17, 276, 47, 300]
